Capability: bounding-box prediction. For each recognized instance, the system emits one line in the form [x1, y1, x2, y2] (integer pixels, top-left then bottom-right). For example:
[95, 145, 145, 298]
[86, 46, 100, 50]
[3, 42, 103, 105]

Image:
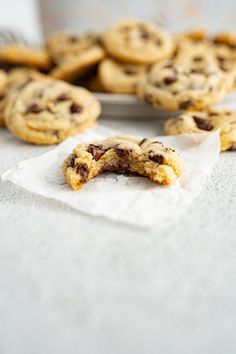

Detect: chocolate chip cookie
[164, 108, 236, 151]
[45, 31, 101, 63]
[137, 59, 231, 111]
[102, 20, 174, 64]
[62, 135, 184, 190]
[0, 45, 51, 70]
[50, 46, 105, 82]
[98, 58, 147, 94]
[4, 79, 101, 145]
[0, 68, 47, 127]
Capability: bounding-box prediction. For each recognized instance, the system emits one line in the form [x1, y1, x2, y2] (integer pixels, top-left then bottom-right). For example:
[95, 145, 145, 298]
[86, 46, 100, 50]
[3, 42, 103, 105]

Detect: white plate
[94, 93, 181, 119]
[95, 91, 236, 120]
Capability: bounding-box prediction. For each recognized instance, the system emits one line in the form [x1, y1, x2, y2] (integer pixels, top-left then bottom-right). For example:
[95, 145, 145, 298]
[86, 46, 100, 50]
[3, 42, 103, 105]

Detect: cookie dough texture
[50, 46, 105, 82]
[62, 135, 184, 190]
[164, 108, 236, 151]
[0, 45, 51, 69]
[102, 20, 174, 64]
[98, 58, 146, 94]
[4, 79, 101, 145]
[137, 59, 231, 111]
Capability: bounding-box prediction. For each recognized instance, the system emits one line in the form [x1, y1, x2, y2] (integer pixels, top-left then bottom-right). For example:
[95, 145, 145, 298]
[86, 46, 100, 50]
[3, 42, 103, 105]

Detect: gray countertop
[0, 118, 236, 354]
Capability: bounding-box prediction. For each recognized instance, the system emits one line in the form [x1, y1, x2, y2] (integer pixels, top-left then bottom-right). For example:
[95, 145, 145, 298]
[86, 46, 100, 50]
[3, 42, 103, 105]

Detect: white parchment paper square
[1, 125, 220, 227]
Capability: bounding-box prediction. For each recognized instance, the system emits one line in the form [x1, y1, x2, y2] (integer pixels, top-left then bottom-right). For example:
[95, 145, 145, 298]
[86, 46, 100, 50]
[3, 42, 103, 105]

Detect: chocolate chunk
[0, 93, 5, 100]
[69, 36, 79, 43]
[124, 68, 136, 75]
[70, 102, 83, 113]
[163, 77, 177, 85]
[163, 63, 174, 69]
[217, 55, 226, 63]
[149, 153, 164, 164]
[52, 130, 60, 137]
[100, 160, 129, 173]
[67, 153, 77, 168]
[56, 93, 70, 102]
[192, 56, 203, 62]
[88, 144, 105, 161]
[156, 38, 162, 46]
[139, 138, 147, 146]
[190, 68, 203, 74]
[179, 100, 194, 110]
[26, 103, 42, 114]
[144, 94, 153, 104]
[193, 116, 213, 131]
[114, 147, 130, 158]
[140, 31, 150, 40]
[76, 163, 89, 182]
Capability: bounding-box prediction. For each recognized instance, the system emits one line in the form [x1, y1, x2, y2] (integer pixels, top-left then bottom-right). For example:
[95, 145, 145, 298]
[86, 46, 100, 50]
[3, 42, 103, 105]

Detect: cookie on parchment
[50, 46, 105, 82]
[102, 20, 174, 64]
[98, 58, 147, 94]
[137, 59, 231, 111]
[164, 108, 236, 151]
[62, 135, 184, 190]
[4, 79, 101, 145]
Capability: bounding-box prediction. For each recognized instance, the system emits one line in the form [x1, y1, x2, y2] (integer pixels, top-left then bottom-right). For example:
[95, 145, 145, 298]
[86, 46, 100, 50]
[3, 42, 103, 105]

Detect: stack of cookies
[0, 20, 235, 190]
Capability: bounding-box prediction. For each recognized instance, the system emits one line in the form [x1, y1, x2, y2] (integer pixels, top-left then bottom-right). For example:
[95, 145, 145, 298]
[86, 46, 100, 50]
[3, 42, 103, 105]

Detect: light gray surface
[0, 118, 236, 354]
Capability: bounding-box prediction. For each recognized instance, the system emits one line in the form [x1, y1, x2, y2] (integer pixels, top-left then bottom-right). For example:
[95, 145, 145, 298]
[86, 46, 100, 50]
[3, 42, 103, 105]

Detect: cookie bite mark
[62, 135, 184, 190]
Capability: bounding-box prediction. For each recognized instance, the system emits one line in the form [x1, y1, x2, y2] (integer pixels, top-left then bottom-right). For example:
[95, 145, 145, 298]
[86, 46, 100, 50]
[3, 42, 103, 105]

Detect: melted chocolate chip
[70, 102, 83, 113]
[163, 77, 177, 85]
[100, 160, 129, 173]
[0, 93, 5, 100]
[149, 154, 164, 164]
[76, 163, 89, 182]
[26, 103, 42, 114]
[193, 116, 213, 131]
[67, 153, 76, 168]
[88, 144, 105, 161]
[114, 147, 130, 158]
[179, 100, 194, 110]
[56, 94, 70, 102]
[139, 138, 147, 146]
